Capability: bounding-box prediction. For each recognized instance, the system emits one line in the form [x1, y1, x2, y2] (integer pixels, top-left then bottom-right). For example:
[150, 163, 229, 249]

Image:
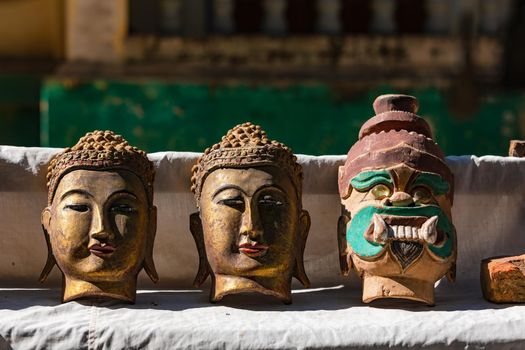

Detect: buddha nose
[239, 204, 263, 240]
[89, 208, 112, 241]
[384, 191, 414, 207]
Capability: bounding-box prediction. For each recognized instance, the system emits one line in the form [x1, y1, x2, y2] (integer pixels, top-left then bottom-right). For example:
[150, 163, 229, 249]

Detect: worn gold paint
[190, 122, 310, 304]
[40, 130, 157, 303]
[42, 170, 156, 302]
[197, 167, 309, 303]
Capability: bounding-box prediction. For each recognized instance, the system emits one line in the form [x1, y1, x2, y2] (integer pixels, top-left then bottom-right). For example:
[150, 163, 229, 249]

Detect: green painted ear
[293, 209, 311, 288]
[337, 213, 352, 276]
[144, 206, 159, 283]
[190, 212, 211, 287]
[39, 208, 56, 283]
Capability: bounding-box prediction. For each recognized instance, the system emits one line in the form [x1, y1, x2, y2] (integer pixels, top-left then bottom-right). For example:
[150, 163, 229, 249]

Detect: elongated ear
[190, 212, 210, 287]
[39, 208, 56, 283]
[337, 213, 352, 276]
[293, 209, 311, 288]
[144, 205, 159, 283]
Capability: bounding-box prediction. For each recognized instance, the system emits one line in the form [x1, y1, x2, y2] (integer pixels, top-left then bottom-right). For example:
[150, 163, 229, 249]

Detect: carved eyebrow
[411, 173, 450, 195]
[108, 190, 138, 200]
[254, 184, 287, 197]
[60, 189, 92, 201]
[350, 170, 393, 191]
[212, 185, 246, 199]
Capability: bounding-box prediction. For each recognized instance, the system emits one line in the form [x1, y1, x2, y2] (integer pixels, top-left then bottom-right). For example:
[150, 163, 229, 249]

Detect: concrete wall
[66, 0, 127, 62]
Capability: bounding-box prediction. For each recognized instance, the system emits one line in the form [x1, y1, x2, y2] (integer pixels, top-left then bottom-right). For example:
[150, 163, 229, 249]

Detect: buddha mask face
[40, 131, 158, 303]
[338, 95, 456, 305]
[191, 123, 310, 304]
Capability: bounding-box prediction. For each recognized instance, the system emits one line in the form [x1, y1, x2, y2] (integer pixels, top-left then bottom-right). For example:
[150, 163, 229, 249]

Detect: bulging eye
[259, 195, 283, 207]
[412, 187, 432, 204]
[218, 197, 245, 211]
[110, 204, 136, 214]
[64, 204, 89, 212]
[371, 184, 391, 199]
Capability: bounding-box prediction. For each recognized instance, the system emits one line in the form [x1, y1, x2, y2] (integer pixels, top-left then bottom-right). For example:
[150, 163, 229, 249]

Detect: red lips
[238, 243, 268, 257]
[89, 243, 116, 257]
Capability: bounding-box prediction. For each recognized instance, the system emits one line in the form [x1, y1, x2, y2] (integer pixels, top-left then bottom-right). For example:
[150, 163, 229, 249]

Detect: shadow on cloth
[129, 284, 519, 312]
[0, 288, 60, 310]
[125, 285, 355, 312]
[0, 284, 518, 313]
[0, 336, 13, 350]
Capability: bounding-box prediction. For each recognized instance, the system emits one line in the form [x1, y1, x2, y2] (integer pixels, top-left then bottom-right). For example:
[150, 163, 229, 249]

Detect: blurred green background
[36, 79, 523, 155]
[2, 0, 525, 156]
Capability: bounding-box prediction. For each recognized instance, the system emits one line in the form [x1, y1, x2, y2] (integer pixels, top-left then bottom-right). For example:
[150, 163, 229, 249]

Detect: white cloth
[0, 146, 525, 349]
[0, 287, 523, 350]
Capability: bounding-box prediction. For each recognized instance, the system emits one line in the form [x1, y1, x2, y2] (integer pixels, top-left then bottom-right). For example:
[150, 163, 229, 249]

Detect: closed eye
[110, 204, 137, 214]
[64, 204, 89, 212]
[218, 197, 245, 211]
[259, 195, 283, 207]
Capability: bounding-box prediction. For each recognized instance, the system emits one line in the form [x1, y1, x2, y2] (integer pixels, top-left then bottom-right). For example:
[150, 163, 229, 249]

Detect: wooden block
[481, 254, 525, 303]
[509, 140, 525, 157]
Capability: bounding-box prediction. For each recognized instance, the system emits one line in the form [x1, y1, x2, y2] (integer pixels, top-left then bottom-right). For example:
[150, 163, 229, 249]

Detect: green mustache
[346, 205, 455, 258]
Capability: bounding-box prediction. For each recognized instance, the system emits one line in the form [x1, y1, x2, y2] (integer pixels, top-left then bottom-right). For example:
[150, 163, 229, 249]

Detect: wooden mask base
[362, 274, 434, 306]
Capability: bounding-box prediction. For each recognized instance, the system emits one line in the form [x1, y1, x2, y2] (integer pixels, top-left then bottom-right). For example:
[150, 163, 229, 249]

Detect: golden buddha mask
[191, 123, 310, 304]
[338, 95, 457, 305]
[40, 130, 158, 303]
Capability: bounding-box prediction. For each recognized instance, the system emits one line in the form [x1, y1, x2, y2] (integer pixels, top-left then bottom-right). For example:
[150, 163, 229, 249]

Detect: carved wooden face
[342, 164, 455, 269]
[338, 163, 456, 304]
[42, 169, 154, 285]
[199, 166, 306, 279]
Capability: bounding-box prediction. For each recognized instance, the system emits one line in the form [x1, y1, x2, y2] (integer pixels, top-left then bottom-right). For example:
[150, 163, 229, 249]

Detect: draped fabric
[0, 146, 524, 349]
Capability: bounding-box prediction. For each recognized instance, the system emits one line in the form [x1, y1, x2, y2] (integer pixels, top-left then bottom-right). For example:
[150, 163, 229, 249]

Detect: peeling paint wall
[40, 79, 525, 156]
